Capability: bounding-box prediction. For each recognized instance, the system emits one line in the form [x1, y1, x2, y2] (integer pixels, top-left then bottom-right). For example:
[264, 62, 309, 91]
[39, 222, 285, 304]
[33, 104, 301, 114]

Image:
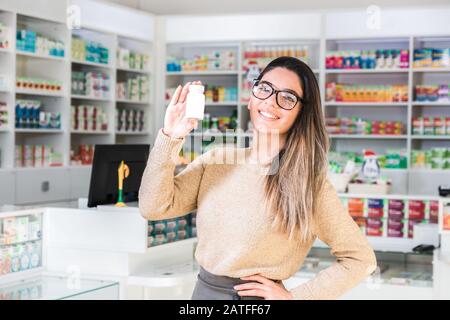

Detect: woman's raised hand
[162, 81, 201, 139]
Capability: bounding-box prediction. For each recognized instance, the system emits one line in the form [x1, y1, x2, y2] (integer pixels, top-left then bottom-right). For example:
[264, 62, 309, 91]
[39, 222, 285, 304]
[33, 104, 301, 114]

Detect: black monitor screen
[87, 144, 150, 207]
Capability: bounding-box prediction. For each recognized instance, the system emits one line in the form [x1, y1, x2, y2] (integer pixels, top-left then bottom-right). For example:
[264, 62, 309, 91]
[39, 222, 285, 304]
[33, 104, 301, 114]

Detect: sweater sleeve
[138, 129, 208, 221]
[290, 180, 378, 300]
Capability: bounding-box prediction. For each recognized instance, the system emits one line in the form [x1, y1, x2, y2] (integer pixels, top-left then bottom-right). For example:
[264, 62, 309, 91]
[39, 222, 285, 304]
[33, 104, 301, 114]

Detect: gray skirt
[191, 267, 278, 300]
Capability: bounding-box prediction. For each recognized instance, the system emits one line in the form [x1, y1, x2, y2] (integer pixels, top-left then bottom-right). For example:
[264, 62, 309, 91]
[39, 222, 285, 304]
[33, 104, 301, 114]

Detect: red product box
[388, 199, 405, 210]
[430, 201, 439, 223]
[387, 228, 404, 238]
[368, 207, 384, 218]
[409, 200, 426, 211]
[408, 209, 425, 220]
[367, 218, 383, 228]
[388, 218, 404, 231]
[367, 227, 383, 237]
[388, 209, 404, 219]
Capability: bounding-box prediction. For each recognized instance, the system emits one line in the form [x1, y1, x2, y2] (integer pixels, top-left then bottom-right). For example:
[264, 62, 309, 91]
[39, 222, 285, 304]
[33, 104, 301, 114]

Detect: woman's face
[248, 67, 303, 135]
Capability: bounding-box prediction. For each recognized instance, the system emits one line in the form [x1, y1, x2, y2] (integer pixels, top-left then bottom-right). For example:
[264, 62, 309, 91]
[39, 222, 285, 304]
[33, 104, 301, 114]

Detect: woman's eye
[282, 94, 296, 103]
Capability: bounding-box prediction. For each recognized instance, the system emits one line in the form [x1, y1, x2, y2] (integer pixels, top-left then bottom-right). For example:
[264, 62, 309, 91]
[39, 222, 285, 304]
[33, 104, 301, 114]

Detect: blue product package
[368, 198, 384, 208]
[15, 103, 21, 128]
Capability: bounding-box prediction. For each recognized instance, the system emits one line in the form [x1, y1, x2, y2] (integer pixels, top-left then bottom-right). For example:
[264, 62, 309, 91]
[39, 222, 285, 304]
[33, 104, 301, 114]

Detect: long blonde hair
[261, 57, 329, 242]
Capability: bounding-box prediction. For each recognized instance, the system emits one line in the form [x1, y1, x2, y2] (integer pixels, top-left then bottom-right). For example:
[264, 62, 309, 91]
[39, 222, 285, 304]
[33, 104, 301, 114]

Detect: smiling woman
[139, 56, 377, 300]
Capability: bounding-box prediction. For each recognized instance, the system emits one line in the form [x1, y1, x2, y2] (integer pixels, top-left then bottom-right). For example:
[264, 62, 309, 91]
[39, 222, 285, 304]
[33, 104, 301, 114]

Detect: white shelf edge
[15, 129, 63, 133]
[16, 89, 65, 98]
[146, 237, 197, 253]
[0, 47, 13, 54]
[412, 67, 450, 73]
[166, 70, 239, 76]
[71, 59, 112, 69]
[115, 131, 149, 135]
[70, 94, 112, 102]
[16, 50, 66, 62]
[411, 101, 450, 106]
[324, 102, 408, 107]
[329, 134, 407, 139]
[70, 130, 110, 135]
[411, 135, 450, 140]
[326, 68, 408, 74]
[116, 67, 150, 74]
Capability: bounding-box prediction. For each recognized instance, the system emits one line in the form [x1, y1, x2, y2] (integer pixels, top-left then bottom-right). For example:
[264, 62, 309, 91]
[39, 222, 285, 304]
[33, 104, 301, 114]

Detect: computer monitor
[87, 144, 150, 208]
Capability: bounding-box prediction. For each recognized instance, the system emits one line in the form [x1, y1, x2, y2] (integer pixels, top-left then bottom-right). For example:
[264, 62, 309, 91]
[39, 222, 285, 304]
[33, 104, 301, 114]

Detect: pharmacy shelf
[411, 135, 450, 140]
[412, 67, 450, 73]
[411, 101, 450, 106]
[115, 131, 149, 135]
[166, 70, 239, 76]
[16, 50, 66, 62]
[205, 101, 239, 106]
[116, 67, 150, 74]
[70, 94, 112, 102]
[71, 59, 112, 69]
[145, 237, 197, 253]
[409, 168, 450, 173]
[115, 99, 150, 105]
[16, 89, 65, 98]
[15, 128, 64, 134]
[0, 47, 12, 54]
[326, 68, 408, 74]
[70, 130, 110, 135]
[0, 127, 10, 132]
[329, 134, 408, 139]
[324, 102, 408, 107]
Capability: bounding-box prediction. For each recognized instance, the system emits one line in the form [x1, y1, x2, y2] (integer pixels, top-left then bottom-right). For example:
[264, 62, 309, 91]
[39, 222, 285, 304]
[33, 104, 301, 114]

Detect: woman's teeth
[258, 110, 279, 120]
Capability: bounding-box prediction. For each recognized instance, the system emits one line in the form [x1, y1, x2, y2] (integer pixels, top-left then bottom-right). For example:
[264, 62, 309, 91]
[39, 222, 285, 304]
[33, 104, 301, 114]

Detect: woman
[139, 56, 377, 300]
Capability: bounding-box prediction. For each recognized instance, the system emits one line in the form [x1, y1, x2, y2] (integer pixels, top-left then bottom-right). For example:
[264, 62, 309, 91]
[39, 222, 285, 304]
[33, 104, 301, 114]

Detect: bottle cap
[189, 84, 204, 94]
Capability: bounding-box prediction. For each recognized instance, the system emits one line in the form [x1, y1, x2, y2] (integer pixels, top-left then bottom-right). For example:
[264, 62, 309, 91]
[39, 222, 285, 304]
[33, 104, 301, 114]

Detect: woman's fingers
[234, 282, 266, 292]
[178, 82, 191, 104]
[237, 289, 267, 299]
[169, 85, 182, 106]
[240, 275, 275, 287]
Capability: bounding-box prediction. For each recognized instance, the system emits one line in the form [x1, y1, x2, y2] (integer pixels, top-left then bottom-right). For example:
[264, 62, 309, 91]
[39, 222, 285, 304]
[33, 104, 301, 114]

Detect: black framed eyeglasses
[251, 79, 303, 110]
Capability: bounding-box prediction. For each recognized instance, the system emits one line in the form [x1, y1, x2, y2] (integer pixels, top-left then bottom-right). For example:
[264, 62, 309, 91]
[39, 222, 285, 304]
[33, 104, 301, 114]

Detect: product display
[326, 117, 405, 135]
[326, 49, 409, 69]
[15, 145, 62, 168]
[413, 48, 450, 68]
[71, 71, 110, 99]
[117, 47, 149, 71]
[342, 197, 438, 238]
[329, 150, 408, 170]
[166, 50, 237, 72]
[116, 75, 149, 102]
[15, 100, 61, 130]
[412, 116, 450, 135]
[71, 105, 108, 132]
[71, 35, 109, 64]
[415, 84, 450, 102]
[0, 101, 7, 129]
[243, 45, 310, 68]
[411, 148, 450, 169]
[0, 213, 42, 276]
[200, 110, 238, 132]
[70, 144, 95, 166]
[16, 27, 64, 57]
[166, 85, 238, 104]
[185, 85, 205, 120]
[326, 82, 408, 102]
[0, 22, 10, 49]
[116, 108, 145, 133]
[16, 77, 62, 93]
[444, 205, 450, 230]
[148, 214, 195, 247]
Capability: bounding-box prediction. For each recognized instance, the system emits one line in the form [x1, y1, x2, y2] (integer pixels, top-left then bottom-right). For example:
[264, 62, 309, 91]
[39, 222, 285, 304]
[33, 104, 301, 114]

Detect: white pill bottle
[185, 84, 205, 120]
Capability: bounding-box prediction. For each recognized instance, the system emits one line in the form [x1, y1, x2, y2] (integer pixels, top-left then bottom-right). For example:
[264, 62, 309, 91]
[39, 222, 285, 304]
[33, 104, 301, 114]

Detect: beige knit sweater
[139, 129, 377, 300]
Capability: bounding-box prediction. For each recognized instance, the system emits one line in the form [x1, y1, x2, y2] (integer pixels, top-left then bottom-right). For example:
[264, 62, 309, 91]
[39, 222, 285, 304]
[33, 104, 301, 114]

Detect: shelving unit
[0, 5, 155, 205]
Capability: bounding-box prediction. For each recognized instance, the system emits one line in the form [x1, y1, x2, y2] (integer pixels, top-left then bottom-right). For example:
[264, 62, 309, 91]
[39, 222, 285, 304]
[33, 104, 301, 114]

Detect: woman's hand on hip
[163, 81, 201, 139]
[234, 275, 294, 300]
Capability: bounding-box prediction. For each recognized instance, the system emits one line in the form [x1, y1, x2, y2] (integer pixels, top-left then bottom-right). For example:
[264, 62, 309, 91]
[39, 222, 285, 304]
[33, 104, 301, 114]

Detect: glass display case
[0, 274, 119, 300]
